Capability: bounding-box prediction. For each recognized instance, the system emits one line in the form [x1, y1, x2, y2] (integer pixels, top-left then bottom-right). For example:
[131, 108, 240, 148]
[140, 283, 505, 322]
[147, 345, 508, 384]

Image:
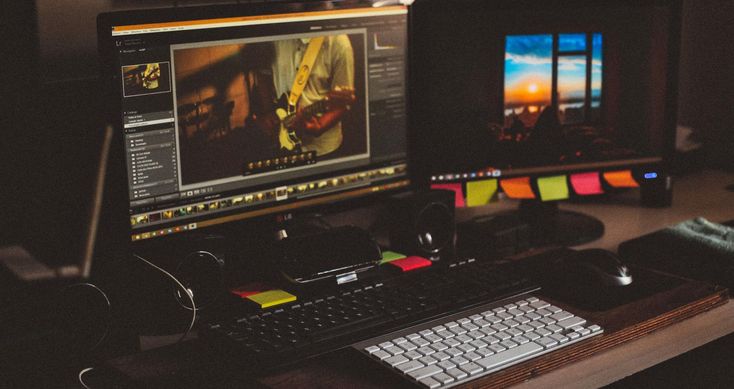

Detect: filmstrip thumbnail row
[130, 164, 407, 228]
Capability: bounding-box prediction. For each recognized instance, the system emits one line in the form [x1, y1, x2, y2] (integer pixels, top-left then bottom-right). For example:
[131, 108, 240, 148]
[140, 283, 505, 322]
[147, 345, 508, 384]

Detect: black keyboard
[200, 259, 537, 372]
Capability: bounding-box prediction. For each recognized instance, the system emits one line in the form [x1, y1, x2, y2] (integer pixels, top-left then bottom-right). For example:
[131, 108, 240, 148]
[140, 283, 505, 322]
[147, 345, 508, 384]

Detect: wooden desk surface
[106, 170, 734, 387]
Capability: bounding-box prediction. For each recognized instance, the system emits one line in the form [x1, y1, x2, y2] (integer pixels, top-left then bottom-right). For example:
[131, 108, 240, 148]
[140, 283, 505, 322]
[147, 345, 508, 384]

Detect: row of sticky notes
[432, 170, 638, 206]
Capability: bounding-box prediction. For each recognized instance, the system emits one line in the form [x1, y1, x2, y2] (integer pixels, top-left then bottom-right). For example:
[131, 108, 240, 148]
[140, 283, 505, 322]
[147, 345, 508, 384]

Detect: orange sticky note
[431, 183, 466, 207]
[500, 177, 535, 199]
[603, 170, 639, 188]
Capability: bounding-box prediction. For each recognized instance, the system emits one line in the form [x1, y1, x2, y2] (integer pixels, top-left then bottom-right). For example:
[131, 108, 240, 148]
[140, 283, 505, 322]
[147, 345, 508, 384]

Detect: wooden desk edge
[512, 300, 734, 389]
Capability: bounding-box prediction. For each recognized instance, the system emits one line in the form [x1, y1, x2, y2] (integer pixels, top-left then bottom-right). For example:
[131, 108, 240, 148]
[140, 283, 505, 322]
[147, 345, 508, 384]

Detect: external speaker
[388, 189, 456, 261]
[640, 173, 673, 207]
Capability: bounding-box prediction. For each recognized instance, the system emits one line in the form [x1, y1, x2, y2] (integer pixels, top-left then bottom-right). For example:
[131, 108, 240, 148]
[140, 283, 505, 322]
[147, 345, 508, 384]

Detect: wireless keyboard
[200, 258, 538, 371]
[353, 294, 602, 388]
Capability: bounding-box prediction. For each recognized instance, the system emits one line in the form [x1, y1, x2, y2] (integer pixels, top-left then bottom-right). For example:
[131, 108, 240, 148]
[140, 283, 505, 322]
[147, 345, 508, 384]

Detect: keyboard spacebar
[476, 342, 544, 371]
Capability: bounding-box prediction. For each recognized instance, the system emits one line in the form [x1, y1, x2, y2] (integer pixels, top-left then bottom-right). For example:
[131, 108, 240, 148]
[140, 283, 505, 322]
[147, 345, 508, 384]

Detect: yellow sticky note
[466, 179, 498, 207]
[603, 170, 639, 188]
[537, 175, 569, 201]
[380, 251, 407, 265]
[247, 290, 296, 308]
[500, 177, 536, 199]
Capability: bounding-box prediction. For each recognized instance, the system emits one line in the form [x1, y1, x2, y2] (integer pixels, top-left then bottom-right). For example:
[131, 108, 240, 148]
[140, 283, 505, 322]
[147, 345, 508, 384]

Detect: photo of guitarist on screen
[246, 35, 356, 158]
[172, 32, 366, 187]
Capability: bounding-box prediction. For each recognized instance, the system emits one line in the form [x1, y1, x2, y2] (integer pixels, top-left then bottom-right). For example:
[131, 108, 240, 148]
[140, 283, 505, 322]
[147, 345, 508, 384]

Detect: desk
[105, 170, 734, 388]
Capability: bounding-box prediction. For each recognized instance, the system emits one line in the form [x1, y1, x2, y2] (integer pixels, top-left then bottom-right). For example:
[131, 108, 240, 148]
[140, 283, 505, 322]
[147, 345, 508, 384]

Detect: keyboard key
[474, 319, 491, 328]
[455, 334, 473, 344]
[467, 330, 485, 340]
[392, 337, 407, 345]
[506, 328, 523, 337]
[476, 347, 494, 357]
[547, 305, 562, 314]
[432, 325, 446, 332]
[567, 332, 581, 340]
[365, 345, 380, 354]
[529, 300, 549, 310]
[445, 368, 468, 380]
[401, 341, 419, 351]
[437, 360, 456, 370]
[445, 347, 462, 357]
[547, 324, 563, 334]
[443, 338, 461, 348]
[379, 341, 394, 349]
[497, 312, 513, 320]
[373, 350, 391, 360]
[516, 299, 529, 307]
[406, 333, 421, 340]
[424, 334, 443, 343]
[470, 339, 488, 349]
[493, 331, 511, 341]
[485, 315, 502, 324]
[430, 342, 449, 352]
[527, 297, 539, 303]
[395, 360, 425, 373]
[385, 354, 409, 367]
[419, 356, 438, 366]
[418, 377, 441, 388]
[408, 365, 443, 380]
[420, 329, 434, 337]
[507, 308, 524, 316]
[516, 324, 534, 333]
[549, 311, 573, 322]
[449, 356, 470, 366]
[476, 342, 543, 371]
[462, 322, 479, 331]
[505, 319, 521, 328]
[460, 362, 483, 375]
[536, 337, 558, 349]
[489, 344, 507, 353]
[414, 338, 430, 347]
[536, 308, 553, 317]
[504, 303, 517, 310]
[436, 330, 454, 339]
[550, 334, 569, 344]
[524, 331, 541, 341]
[432, 372, 455, 385]
[450, 327, 467, 336]
[384, 346, 404, 355]
[535, 328, 552, 337]
[512, 335, 530, 345]
[557, 316, 586, 329]
[589, 325, 602, 333]
[457, 344, 476, 353]
[500, 339, 518, 349]
[432, 351, 450, 361]
[464, 351, 481, 362]
[469, 314, 483, 321]
[490, 323, 509, 332]
[404, 350, 423, 360]
[444, 321, 459, 328]
[417, 346, 435, 356]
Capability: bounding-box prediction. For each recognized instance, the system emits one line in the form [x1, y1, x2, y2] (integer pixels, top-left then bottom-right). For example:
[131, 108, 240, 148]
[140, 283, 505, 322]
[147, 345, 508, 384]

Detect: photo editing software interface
[420, 1, 675, 185]
[108, 6, 410, 241]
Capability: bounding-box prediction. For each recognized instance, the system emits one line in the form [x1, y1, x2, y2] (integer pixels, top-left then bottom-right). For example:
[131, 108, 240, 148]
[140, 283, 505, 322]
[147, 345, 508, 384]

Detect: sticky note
[431, 183, 466, 207]
[230, 282, 269, 298]
[380, 251, 407, 265]
[500, 177, 535, 199]
[603, 170, 639, 188]
[570, 172, 604, 195]
[537, 175, 569, 201]
[247, 289, 296, 308]
[466, 179, 498, 207]
[389, 256, 432, 272]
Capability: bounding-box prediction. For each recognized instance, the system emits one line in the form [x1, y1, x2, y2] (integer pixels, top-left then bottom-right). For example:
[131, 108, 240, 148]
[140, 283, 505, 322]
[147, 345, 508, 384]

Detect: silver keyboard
[353, 294, 602, 388]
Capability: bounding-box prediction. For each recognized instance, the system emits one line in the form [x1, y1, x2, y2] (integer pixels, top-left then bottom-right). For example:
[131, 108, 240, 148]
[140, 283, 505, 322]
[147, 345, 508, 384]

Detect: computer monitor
[411, 0, 680, 245]
[97, 1, 411, 248]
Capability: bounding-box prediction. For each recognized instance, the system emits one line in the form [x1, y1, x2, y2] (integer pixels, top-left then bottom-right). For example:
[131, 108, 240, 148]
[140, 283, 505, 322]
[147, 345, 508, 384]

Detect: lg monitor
[97, 0, 411, 252]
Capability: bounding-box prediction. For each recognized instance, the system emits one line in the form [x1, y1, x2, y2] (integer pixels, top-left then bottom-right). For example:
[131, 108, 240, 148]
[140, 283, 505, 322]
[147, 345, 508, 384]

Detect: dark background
[4, 0, 733, 263]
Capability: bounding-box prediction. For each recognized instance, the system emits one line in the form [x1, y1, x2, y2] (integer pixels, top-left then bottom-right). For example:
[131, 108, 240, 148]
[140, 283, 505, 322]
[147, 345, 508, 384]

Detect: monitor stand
[512, 200, 604, 247]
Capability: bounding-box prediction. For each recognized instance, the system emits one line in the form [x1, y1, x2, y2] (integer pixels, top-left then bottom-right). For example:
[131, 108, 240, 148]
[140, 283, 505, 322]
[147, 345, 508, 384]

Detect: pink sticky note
[431, 183, 466, 208]
[570, 172, 604, 195]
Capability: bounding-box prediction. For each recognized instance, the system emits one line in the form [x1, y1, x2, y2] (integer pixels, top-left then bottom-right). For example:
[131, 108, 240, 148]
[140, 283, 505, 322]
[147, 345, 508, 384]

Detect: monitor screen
[412, 0, 678, 182]
[99, 2, 410, 242]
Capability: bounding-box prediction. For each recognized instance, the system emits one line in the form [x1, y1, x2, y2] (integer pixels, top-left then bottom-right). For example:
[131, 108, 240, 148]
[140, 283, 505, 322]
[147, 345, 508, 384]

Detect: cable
[132, 254, 196, 344]
[78, 367, 94, 389]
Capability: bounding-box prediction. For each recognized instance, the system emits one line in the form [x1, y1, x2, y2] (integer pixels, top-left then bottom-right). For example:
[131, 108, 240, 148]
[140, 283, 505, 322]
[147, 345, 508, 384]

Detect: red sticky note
[389, 256, 432, 272]
[570, 172, 604, 195]
[603, 170, 639, 188]
[500, 177, 535, 199]
[230, 282, 269, 298]
[431, 184, 466, 207]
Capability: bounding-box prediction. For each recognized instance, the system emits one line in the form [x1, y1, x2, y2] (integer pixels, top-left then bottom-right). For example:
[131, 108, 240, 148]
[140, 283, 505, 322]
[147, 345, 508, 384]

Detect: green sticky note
[466, 179, 498, 207]
[380, 251, 407, 265]
[537, 175, 569, 201]
[247, 289, 296, 308]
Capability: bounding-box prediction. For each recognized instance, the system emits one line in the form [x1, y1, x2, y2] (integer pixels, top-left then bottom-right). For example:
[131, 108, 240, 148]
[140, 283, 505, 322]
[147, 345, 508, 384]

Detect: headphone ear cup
[174, 250, 224, 310]
[389, 189, 456, 262]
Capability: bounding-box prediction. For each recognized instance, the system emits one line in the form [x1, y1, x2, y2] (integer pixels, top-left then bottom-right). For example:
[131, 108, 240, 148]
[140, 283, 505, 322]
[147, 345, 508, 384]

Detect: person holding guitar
[246, 35, 356, 157]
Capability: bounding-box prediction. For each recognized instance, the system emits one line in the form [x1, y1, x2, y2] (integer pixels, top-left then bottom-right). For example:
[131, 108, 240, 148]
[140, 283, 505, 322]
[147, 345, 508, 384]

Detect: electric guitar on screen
[275, 88, 356, 152]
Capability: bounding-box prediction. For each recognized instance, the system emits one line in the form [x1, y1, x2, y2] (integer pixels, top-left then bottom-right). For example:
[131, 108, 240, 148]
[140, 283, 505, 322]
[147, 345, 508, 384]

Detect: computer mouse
[560, 248, 633, 287]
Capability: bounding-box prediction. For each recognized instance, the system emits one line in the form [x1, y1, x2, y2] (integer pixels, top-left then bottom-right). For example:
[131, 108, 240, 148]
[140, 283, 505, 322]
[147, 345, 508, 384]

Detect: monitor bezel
[96, 0, 414, 255]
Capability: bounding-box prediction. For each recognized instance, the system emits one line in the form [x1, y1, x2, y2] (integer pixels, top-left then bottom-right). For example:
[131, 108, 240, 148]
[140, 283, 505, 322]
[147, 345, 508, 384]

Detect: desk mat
[257, 268, 728, 389]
